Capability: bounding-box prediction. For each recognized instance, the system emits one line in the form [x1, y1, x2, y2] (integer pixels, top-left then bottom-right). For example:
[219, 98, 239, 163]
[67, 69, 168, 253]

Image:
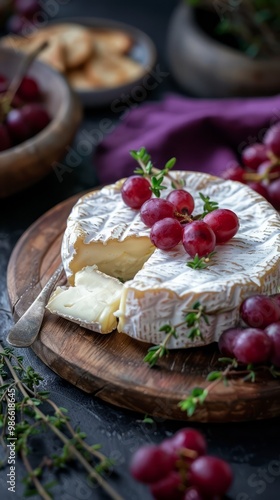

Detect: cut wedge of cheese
[46, 265, 123, 333]
[53, 171, 280, 349]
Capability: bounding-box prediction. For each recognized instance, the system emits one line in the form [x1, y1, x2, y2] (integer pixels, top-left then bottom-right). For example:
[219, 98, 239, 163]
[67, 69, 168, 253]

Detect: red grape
[266, 178, 280, 210]
[233, 328, 272, 364]
[170, 428, 207, 458]
[6, 108, 32, 143]
[263, 122, 280, 157]
[140, 198, 175, 227]
[150, 217, 183, 250]
[182, 221, 216, 258]
[0, 124, 12, 152]
[21, 103, 50, 135]
[121, 175, 152, 209]
[167, 189, 195, 217]
[149, 471, 183, 500]
[218, 327, 244, 357]
[240, 294, 280, 329]
[15, 0, 40, 18]
[264, 322, 280, 367]
[5, 14, 28, 34]
[189, 455, 233, 496]
[242, 143, 268, 171]
[221, 165, 245, 183]
[203, 208, 239, 244]
[129, 444, 175, 484]
[17, 76, 41, 102]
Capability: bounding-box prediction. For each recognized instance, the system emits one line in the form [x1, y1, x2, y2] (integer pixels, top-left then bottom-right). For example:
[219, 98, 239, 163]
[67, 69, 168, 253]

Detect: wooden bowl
[167, 3, 280, 98]
[0, 46, 82, 198]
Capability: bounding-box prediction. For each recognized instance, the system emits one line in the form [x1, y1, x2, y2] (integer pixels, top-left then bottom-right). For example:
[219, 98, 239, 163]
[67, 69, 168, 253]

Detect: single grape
[129, 444, 175, 484]
[233, 328, 272, 364]
[221, 165, 245, 183]
[242, 143, 268, 171]
[140, 198, 175, 227]
[240, 294, 280, 329]
[264, 322, 280, 367]
[0, 124, 12, 152]
[218, 328, 244, 357]
[6, 108, 32, 143]
[167, 189, 195, 217]
[15, 0, 40, 18]
[150, 217, 183, 250]
[121, 175, 152, 209]
[5, 14, 28, 34]
[149, 471, 183, 500]
[203, 208, 239, 244]
[17, 76, 41, 102]
[189, 455, 233, 496]
[21, 104, 51, 135]
[263, 122, 280, 157]
[170, 428, 207, 458]
[266, 178, 280, 210]
[182, 221, 216, 258]
[247, 182, 269, 200]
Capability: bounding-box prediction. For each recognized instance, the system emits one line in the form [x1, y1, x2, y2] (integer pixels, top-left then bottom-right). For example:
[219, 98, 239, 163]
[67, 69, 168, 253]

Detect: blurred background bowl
[0, 46, 82, 198]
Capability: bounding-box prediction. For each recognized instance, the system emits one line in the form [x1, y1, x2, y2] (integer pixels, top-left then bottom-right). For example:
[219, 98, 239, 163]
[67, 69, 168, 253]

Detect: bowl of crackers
[0, 18, 157, 107]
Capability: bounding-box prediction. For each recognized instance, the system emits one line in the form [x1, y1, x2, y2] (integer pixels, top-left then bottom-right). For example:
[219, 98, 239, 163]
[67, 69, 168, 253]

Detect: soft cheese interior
[49, 171, 280, 349]
[46, 265, 123, 333]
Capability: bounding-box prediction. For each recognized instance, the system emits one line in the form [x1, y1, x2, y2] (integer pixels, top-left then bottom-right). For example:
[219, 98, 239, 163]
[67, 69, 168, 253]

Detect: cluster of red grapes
[3, 0, 41, 34]
[0, 73, 50, 152]
[222, 121, 280, 211]
[129, 427, 233, 500]
[121, 175, 239, 257]
[219, 293, 280, 366]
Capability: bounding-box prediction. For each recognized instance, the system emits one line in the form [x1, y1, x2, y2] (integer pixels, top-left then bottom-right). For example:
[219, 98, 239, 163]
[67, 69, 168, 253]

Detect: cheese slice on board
[46, 265, 123, 333]
[53, 171, 280, 348]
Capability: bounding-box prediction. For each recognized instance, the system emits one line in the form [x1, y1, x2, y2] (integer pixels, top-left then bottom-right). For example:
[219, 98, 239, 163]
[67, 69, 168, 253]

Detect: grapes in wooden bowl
[0, 46, 82, 198]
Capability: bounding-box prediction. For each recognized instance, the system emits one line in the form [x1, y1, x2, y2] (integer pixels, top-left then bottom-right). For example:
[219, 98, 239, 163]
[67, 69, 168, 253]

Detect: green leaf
[198, 192, 219, 217]
[164, 157, 176, 170]
[206, 371, 223, 382]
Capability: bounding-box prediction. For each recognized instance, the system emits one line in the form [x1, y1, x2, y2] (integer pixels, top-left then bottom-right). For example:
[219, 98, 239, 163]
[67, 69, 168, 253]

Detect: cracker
[85, 54, 144, 88]
[89, 29, 133, 55]
[0, 33, 66, 73]
[48, 23, 93, 69]
[66, 68, 97, 90]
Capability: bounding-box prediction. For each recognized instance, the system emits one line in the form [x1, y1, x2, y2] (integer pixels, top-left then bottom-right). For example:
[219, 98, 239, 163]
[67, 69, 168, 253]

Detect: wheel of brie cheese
[46, 171, 280, 349]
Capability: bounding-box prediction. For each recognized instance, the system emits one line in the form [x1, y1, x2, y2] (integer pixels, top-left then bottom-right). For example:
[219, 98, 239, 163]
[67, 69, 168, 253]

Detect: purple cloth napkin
[94, 93, 280, 184]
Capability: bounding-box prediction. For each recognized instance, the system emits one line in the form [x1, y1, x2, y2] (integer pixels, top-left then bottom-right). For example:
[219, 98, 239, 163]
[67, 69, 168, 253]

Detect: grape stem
[243, 160, 280, 182]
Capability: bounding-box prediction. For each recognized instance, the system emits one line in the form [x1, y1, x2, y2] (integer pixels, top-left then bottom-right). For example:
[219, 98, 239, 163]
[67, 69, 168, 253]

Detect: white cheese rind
[61, 171, 280, 348]
[46, 265, 123, 333]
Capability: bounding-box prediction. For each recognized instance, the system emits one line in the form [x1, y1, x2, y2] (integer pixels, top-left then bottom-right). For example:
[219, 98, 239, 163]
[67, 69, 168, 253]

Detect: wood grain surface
[7, 193, 280, 422]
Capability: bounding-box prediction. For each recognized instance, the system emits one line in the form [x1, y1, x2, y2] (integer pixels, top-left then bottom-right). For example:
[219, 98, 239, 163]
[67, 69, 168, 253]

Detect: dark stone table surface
[0, 1, 280, 499]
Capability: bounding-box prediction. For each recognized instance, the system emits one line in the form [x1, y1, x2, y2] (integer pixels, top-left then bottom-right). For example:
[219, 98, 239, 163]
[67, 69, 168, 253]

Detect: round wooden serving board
[7, 192, 280, 423]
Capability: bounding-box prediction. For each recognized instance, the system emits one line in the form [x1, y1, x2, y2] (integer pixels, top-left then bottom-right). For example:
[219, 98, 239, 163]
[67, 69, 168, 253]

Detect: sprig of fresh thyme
[144, 302, 208, 366]
[186, 252, 216, 270]
[179, 357, 280, 417]
[0, 344, 123, 500]
[130, 146, 182, 197]
[196, 192, 219, 218]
